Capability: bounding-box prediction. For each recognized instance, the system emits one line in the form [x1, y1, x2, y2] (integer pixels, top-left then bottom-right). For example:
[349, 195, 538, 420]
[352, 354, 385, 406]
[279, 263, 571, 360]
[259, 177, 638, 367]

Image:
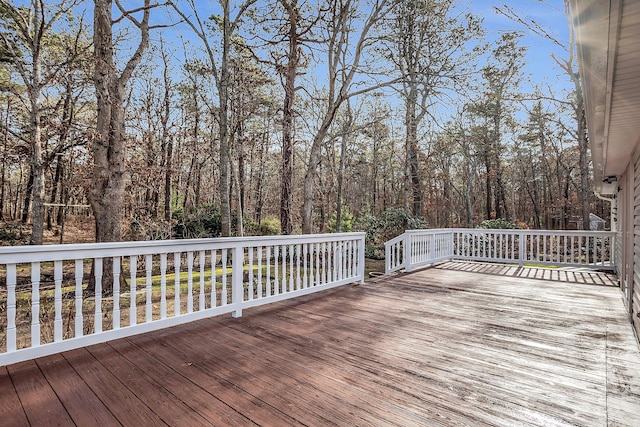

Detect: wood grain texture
[0, 262, 638, 426]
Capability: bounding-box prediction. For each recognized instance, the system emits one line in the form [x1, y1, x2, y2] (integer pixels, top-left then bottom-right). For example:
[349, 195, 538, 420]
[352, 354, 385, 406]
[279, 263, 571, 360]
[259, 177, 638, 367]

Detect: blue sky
[468, 0, 572, 89]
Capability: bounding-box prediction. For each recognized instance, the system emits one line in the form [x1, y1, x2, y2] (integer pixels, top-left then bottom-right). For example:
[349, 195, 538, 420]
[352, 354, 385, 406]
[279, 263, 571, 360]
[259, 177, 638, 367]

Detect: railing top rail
[384, 234, 405, 248]
[402, 228, 615, 237]
[403, 229, 456, 234]
[451, 228, 615, 237]
[0, 232, 366, 264]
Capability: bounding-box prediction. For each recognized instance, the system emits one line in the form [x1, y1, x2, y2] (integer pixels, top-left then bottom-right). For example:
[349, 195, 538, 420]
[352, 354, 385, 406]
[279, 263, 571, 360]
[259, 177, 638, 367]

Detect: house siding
[615, 154, 639, 341]
[633, 151, 640, 337]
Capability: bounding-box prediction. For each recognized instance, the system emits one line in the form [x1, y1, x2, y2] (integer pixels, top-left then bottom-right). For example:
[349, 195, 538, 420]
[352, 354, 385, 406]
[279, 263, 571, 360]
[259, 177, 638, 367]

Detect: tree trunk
[28, 50, 45, 244]
[335, 105, 352, 232]
[484, 152, 493, 219]
[47, 158, 63, 230]
[578, 108, 590, 230]
[164, 137, 173, 222]
[21, 168, 34, 224]
[218, 0, 233, 236]
[0, 99, 10, 221]
[302, 119, 332, 234]
[405, 91, 423, 217]
[88, 0, 151, 295]
[255, 128, 267, 225]
[279, 1, 299, 235]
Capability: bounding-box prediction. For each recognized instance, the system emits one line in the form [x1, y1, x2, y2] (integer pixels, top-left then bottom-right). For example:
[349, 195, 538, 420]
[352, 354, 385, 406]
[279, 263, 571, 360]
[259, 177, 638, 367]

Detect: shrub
[0, 223, 29, 245]
[476, 218, 523, 230]
[353, 208, 427, 259]
[125, 218, 173, 241]
[259, 217, 281, 235]
[172, 204, 222, 239]
[328, 210, 353, 232]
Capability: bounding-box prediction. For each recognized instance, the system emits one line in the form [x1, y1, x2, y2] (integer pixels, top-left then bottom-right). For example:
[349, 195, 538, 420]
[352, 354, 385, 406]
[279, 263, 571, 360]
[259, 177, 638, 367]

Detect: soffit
[573, 0, 640, 193]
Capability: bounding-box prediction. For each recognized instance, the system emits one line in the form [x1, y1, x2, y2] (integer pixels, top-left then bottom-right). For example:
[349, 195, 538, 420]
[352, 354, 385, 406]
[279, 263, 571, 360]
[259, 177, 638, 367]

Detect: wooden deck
[1, 262, 639, 426]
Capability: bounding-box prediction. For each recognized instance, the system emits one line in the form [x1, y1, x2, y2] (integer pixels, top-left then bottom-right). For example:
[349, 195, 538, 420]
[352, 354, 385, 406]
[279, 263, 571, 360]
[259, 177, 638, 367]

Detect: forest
[0, 0, 609, 249]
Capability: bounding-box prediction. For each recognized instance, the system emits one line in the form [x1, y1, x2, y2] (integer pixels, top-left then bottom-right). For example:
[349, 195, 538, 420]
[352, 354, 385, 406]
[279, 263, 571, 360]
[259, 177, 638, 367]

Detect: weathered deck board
[0, 365, 28, 427]
[36, 353, 119, 426]
[0, 262, 638, 426]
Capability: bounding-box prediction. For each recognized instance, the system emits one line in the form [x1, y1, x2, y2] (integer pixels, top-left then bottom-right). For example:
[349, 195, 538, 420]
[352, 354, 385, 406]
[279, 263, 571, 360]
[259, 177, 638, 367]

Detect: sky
[118, 0, 574, 95]
[467, 0, 572, 91]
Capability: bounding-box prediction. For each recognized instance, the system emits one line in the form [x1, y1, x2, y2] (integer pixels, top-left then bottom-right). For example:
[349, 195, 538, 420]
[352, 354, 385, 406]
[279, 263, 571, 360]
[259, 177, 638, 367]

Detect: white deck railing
[385, 228, 615, 273]
[0, 232, 365, 366]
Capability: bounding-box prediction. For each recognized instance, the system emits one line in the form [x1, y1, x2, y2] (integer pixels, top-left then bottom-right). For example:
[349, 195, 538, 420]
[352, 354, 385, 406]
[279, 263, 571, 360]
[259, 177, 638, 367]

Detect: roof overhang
[570, 0, 640, 194]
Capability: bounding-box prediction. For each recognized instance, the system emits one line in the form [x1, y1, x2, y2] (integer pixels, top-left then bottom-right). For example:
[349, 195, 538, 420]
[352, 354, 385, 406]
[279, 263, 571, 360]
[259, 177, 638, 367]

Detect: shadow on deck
[1, 262, 638, 426]
[436, 260, 619, 286]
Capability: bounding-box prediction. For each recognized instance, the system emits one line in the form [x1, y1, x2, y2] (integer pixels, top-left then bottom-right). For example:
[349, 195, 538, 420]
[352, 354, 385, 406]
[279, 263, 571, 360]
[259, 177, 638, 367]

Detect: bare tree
[0, 0, 85, 243]
[91, 0, 161, 246]
[169, 0, 257, 236]
[301, 0, 395, 234]
[385, 0, 483, 217]
[496, 1, 591, 229]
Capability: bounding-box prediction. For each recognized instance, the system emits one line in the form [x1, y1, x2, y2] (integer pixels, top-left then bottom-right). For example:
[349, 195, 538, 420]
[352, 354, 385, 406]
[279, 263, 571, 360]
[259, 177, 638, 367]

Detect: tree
[170, 0, 258, 236]
[0, 0, 85, 244]
[91, 0, 160, 247]
[385, 0, 483, 217]
[495, 1, 591, 229]
[301, 0, 395, 233]
[472, 32, 526, 221]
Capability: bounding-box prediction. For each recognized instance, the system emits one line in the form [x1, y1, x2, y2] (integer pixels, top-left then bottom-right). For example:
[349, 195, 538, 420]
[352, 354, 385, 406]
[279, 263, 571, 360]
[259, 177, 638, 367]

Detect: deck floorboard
[1, 262, 639, 426]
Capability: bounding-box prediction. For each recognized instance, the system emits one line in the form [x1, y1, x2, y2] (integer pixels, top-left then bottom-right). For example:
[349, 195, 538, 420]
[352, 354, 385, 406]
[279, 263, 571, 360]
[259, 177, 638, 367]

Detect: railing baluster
[303, 243, 308, 288]
[6, 264, 17, 352]
[282, 245, 287, 293]
[333, 241, 338, 281]
[274, 245, 280, 295]
[316, 243, 321, 286]
[94, 258, 103, 333]
[160, 254, 167, 319]
[210, 250, 216, 308]
[199, 251, 205, 311]
[266, 246, 271, 297]
[174, 252, 181, 315]
[113, 257, 121, 330]
[74, 259, 83, 337]
[330, 241, 334, 279]
[323, 242, 328, 284]
[296, 244, 301, 290]
[257, 246, 263, 298]
[130, 256, 137, 326]
[346, 241, 351, 279]
[146, 254, 153, 321]
[248, 247, 254, 301]
[221, 249, 228, 305]
[31, 263, 41, 347]
[290, 244, 295, 290]
[54, 261, 63, 342]
[185, 252, 194, 312]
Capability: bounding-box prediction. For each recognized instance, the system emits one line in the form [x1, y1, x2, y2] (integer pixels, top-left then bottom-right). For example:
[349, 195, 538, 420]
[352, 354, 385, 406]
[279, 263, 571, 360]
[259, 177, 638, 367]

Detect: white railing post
[518, 231, 525, 267]
[232, 245, 244, 318]
[428, 233, 435, 263]
[7, 264, 17, 353]
[450, 231, 456, 260]
[358, 235, 365, 284]
[404, 233, 413, 272]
